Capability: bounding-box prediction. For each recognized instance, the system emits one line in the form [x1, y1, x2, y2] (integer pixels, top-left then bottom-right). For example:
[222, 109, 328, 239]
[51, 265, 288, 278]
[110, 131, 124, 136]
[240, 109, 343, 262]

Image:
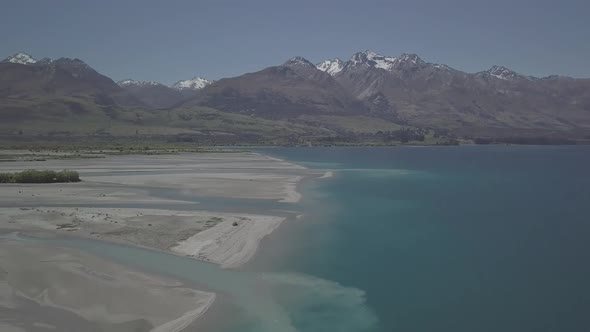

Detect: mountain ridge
[2, 51, 589, 142]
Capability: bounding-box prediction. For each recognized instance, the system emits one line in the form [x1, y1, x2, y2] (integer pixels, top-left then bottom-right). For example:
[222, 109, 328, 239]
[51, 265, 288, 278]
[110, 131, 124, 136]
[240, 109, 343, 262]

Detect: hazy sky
[2, 0, 588, 84]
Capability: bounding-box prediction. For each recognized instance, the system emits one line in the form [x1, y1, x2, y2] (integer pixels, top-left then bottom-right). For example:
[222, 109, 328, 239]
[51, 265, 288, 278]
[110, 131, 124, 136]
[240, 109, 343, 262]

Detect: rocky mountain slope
[0, 54, 127, 99]
[0, 53, 145, 127]
[2, 51, 589, 141]
[183, 56, 366, 119]
[316, 50, 590, 136]
[116, 76, 213, 109]
[117, 79, 184, 108]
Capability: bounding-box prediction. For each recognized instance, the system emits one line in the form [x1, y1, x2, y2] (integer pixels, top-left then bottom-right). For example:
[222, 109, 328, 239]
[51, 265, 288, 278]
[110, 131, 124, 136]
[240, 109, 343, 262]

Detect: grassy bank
[0, 170, 80, 183]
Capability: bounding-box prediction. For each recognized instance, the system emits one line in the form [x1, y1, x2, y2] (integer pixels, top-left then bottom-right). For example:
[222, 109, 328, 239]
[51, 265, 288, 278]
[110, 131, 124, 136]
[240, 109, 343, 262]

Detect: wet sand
[0, 239, 215, 332]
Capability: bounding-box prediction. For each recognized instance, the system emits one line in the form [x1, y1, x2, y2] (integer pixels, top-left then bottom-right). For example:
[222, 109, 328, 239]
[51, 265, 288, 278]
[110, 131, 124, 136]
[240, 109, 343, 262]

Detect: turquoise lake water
[9, 146, 590, 332]
[246, 146, 590, 332]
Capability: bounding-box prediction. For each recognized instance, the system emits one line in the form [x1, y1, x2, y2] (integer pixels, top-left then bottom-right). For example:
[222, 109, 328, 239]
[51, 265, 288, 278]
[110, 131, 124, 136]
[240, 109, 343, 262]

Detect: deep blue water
[249, 146, 590, 332]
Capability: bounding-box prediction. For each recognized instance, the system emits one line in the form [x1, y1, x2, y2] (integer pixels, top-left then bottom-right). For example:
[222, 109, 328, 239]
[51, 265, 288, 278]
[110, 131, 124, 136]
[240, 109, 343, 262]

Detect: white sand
[172, 214, 285, 268]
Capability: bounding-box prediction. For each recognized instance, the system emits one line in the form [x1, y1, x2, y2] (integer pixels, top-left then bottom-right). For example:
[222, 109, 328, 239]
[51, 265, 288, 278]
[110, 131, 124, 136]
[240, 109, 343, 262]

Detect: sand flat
[171, 213, 285, 268]
[0, 152, 314, 268]
[0, 240, 215, 332]
[0, 152, 310, 203]
[1, 206, 286, 268]
[0, 151, 317, 331]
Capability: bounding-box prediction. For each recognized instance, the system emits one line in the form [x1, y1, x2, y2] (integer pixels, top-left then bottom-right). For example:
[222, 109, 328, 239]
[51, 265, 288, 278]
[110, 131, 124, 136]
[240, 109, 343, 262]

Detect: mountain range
[2, 51, 589, 144]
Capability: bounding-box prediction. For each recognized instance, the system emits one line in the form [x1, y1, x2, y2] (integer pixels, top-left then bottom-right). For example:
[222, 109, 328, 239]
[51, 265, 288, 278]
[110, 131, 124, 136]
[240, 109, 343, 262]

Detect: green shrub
[14, 170, 54, 183]
[0, 173, 14, 183]
[55, 170, 80, 182]
[2, 170, 80, 184]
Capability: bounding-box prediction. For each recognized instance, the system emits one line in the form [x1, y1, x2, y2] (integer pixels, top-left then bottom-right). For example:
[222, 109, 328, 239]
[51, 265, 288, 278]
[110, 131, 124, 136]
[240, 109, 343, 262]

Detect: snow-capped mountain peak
[1, 54, 95, 70]
[3, 52, 37, 65]
[347, 51, 427, 72]
[349, 51, 368, 66]
[117, 79, 162, 87]
[172, 76, 212, 90]
[398, 53, 425, 66]
[490, 65, 519, 80]
[349, 50, 398, 71]
[283, 56, 315, 68]
[316, 58, 344, 76]
[478, 65, 532, 81]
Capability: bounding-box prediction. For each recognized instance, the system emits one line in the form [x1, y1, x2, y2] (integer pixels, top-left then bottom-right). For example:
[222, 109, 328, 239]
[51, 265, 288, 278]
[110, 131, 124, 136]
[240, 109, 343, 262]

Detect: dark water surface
[247, 146, 590, 332]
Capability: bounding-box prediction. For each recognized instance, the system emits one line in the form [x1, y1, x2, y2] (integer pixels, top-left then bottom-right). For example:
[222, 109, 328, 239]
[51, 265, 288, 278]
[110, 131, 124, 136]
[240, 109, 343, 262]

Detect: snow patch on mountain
[347, 51, 426, 71]
[433, 63, 452, 70]
[3, 52, 37, 65]
[283, 56, 315, 68]
[490, 65, 519, 80]
[365, 51, 398, 70]
[398, 53, 425, 66]
[172, 77, 212, 90]
[316, 58, 344, 75]
[478, 65, 536, 81]
[2, 54, 95, 70]
[118, 79, 162, 87]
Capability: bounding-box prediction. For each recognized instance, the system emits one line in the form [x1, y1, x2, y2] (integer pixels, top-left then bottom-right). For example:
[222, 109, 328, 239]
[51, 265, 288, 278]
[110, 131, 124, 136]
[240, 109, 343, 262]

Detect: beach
[0, 151, 318, 331]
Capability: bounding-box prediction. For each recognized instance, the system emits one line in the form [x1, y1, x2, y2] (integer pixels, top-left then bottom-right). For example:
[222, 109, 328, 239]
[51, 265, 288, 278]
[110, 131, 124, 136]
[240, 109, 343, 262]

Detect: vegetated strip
[0, 169, 80, 183]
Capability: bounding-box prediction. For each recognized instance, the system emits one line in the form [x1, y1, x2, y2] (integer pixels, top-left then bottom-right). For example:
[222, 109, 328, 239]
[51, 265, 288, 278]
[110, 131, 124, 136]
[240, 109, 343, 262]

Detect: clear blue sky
[1, 0, 588, 84]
